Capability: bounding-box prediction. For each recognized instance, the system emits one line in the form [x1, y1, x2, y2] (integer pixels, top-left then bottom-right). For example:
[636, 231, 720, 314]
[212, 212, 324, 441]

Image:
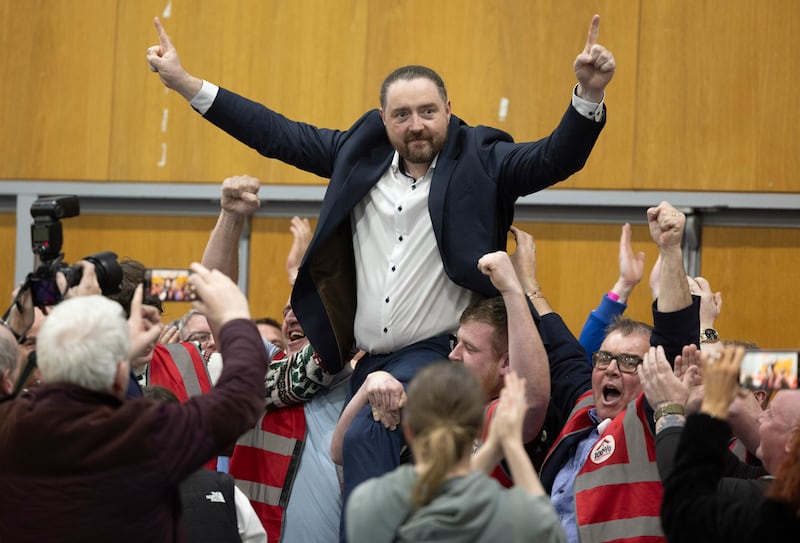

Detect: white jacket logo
[590, 436, 615, 464]
[205, 491, 226, 503]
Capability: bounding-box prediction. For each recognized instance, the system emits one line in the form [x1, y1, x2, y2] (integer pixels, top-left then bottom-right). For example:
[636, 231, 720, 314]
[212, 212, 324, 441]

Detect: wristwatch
[700, 328, 719, 344]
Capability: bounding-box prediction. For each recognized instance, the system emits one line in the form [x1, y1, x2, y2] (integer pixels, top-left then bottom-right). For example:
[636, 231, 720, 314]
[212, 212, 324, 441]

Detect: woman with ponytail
[345, 361, 565, 543]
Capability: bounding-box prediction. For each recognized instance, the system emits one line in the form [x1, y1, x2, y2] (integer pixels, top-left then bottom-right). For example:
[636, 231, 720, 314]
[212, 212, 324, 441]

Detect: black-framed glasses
[592, 351, 643, 374]
[186, 332, 212, 348]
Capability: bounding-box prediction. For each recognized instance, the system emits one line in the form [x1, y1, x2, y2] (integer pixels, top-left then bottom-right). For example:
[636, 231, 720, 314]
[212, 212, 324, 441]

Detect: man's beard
[401, 136, 442, 164]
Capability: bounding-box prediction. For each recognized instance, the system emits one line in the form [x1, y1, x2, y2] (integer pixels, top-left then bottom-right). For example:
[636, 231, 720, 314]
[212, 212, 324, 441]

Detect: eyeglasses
[186, 332, 212, 348]
[592, 351, 643, 374]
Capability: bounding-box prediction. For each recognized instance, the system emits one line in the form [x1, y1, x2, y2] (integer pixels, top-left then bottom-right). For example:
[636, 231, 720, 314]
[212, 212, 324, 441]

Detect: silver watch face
[702, 328, 719, 342]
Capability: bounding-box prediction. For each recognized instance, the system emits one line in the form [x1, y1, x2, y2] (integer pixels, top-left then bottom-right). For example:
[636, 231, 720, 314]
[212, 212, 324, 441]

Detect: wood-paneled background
[1, 0, 798, 347]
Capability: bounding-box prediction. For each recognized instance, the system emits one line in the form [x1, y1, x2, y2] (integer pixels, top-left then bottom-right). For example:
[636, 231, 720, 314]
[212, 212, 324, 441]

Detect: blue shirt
[578, 294, 627, 366]
[550, 408, 602, 543]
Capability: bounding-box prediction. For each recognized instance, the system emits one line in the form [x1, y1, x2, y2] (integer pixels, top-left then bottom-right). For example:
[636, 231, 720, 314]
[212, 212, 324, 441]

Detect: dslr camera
[26, 195, 122, 307]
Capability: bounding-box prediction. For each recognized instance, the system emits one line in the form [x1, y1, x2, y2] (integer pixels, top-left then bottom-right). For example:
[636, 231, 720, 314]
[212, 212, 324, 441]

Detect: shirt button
[398, 235, 403, 242]
[397, 206, 402, 212]
[383, 327, 388, 333]
[385, 297, 390, 303]
[411, 184, 416, 190]
[391, 266, 396, 272]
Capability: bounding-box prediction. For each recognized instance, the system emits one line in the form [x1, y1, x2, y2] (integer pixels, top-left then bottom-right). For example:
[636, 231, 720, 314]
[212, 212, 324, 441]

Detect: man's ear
[1, 369, 12, 395]
[111, 361, 130, 400]
[497, 352, 510, 376]
[753, 389, 769, 409]
[379, 108, 386, 125]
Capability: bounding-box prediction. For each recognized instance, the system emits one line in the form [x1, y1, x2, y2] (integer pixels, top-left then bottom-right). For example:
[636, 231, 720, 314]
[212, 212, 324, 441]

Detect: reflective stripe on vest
[541, 390, 597, 477]
[574, 394, 663, 543]
[165, 342, 209, 398]
[147, 342, 212, 403]
[229, 404, 306, 543]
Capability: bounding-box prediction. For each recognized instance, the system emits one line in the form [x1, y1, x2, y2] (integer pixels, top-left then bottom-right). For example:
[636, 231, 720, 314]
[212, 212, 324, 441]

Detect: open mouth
[602, 384, 622, 403]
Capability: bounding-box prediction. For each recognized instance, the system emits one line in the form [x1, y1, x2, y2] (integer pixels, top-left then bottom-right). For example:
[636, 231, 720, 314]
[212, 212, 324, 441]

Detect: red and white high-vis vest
[553, 391, 664, 543]
[149, 342, 217, 471]
[229, 404, 306, 543]
[148, 342, 212, 402]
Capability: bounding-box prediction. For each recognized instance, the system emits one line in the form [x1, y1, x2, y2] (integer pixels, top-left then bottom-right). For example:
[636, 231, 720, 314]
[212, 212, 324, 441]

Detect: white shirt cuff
[571, 84, 605, 122]
[189, 80, 219, 115]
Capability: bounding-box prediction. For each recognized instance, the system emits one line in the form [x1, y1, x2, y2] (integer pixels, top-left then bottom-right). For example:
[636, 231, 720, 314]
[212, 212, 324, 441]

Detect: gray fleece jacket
[346, 465, 566, 543]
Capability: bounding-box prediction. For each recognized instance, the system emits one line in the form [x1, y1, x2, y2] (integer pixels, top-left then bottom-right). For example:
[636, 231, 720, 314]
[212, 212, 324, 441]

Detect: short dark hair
[605, 315, 653, 339]
[106, 258, 162, 317]
[254, 317, 281, 329]
[459, 296, 508, 357]
[142, 385, 179, 403]
[380, 65, 448, 110]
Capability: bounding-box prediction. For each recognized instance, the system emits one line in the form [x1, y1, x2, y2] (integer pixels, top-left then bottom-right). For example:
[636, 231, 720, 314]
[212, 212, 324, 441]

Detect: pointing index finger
[154, 16, 172, 51]
[584, 14, 600, 53]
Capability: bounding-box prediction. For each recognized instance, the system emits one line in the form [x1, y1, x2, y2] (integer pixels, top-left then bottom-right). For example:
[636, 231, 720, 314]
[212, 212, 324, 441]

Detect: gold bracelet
[526, 291, 543, 303]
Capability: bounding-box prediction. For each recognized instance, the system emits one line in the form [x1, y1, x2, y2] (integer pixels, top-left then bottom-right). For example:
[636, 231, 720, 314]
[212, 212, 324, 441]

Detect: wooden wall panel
[56, 213, 217, 322]
[363, 0, 640, 189]
[635, 0, 800, 191]
[0, 0, 116, 180]
[510, 221, 659, 338]
[247, 217, 318, 322]
[700, 226, 800, 349]
[0, 214, 15, 303]
[110, 0, 369, 183]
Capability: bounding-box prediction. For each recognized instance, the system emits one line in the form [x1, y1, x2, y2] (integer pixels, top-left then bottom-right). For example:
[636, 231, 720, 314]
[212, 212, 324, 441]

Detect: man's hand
[688, 276, 722, 329]
[647, 201, 685, 250]
[128, 285, 164, 362]
[640, 346, 690, 410]
[674, 344, 705, 414]
[492, 372, 529, 450]
[158, 324, 180, 345]
[286, 216, 311, 287]
[60, 261, 102, 299]
[478, 251, 521, 295]
[700, 346, 746, 419]
[364, 371, 406, 431]
[612, 223, 645, 303]
[221, 175, 261, 217]
[145, 17, 202, 100]
[509, 226, 540, 295]
[8, 284, 34, 335]
[574, 15, 616, 102]
[188, 263, 251, 327]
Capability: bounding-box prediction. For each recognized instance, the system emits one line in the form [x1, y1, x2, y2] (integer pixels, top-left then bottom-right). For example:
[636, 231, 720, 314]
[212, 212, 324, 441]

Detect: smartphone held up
[740, 351, 799, 391]
[143, 268, 198, 302]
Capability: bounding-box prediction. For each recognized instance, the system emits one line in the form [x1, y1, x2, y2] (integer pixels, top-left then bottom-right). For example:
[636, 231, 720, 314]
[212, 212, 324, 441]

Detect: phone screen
[740, 351, 799, 390]
[143, 268, 196, 302]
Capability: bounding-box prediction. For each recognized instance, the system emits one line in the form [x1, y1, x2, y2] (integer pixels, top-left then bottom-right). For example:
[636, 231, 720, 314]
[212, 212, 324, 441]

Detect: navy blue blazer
[204, 87, 605, 372]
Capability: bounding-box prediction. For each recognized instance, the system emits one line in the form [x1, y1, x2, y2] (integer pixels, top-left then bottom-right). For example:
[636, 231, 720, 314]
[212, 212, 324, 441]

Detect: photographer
[3, 259, 107, 394]
[0, 264, 269, 541]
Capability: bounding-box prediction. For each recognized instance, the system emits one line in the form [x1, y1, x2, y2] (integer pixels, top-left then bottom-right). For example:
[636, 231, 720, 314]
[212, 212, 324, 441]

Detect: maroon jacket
[0, 319, 267, 543]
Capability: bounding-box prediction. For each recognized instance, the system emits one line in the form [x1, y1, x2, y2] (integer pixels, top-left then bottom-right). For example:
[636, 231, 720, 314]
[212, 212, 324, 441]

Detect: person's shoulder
[452, 115, 514, 144]
[350, 465, 414, 505]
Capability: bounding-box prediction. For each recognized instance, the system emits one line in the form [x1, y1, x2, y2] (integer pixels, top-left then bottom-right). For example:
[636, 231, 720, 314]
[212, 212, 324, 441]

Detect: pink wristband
[607, 290, 620, 302]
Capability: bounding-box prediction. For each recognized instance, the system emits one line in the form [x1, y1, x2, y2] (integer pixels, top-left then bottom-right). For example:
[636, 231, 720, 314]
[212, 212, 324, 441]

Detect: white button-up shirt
[351, 152, 477, 354]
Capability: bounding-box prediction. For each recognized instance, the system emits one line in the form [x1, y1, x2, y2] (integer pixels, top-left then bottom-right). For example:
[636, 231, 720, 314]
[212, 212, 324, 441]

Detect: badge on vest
[590, 435, 616, 464]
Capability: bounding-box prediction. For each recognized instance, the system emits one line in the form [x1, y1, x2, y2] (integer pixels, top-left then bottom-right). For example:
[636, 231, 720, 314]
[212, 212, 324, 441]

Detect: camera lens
[65, 251, 122, 295]
[86, 251, 123, 295]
